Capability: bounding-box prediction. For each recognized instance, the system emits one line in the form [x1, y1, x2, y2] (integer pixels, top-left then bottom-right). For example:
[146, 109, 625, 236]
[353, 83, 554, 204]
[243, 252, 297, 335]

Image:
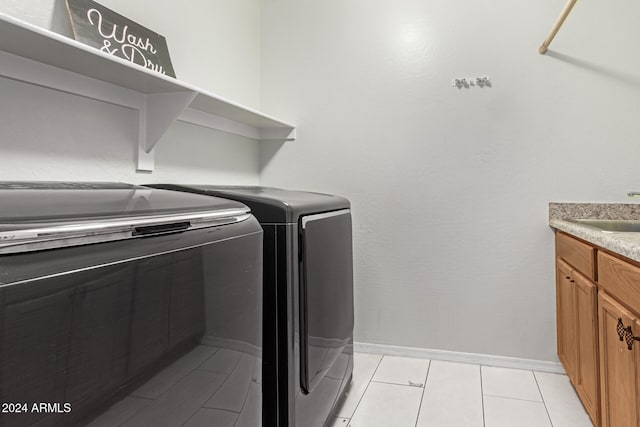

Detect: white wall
[0, 0, 262, 185]
[260, 0, 640, 361]
[4, 0, 640, 363]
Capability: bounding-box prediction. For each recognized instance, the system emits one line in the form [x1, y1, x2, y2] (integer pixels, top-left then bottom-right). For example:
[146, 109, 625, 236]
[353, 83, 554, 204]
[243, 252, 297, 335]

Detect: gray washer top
[148, 185, 350, 224]
[0, 182, 250, 253]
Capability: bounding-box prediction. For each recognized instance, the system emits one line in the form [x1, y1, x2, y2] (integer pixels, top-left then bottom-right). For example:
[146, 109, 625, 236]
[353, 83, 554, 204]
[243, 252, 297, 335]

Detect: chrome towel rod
[539, 0, 578, 54]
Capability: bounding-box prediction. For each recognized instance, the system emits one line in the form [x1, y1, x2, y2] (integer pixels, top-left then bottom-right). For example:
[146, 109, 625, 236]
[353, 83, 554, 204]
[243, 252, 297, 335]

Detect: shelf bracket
[137, 91, 198, 172]
[260, 127, 297, 141]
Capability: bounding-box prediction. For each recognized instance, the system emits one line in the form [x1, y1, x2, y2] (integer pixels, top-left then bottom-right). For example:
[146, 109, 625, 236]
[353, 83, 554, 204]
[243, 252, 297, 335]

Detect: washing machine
[0, 182, 263, 427]
[149, 185, 354, 427]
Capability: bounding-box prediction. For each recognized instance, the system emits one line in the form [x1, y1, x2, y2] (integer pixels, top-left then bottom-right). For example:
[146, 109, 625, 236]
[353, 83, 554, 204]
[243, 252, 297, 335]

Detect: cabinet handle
[617, 318, 626, 341]
[617, 318, 640, 350]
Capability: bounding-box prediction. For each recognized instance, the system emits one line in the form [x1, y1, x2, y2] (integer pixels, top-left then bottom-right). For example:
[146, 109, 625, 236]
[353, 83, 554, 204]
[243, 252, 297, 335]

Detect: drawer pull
[617, 318, 626, 341]
[617, 318, 640, 350]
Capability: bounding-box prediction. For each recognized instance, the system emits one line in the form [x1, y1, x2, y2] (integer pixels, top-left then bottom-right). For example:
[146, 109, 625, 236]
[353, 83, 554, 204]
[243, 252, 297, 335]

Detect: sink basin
[567, 219, 640, 233]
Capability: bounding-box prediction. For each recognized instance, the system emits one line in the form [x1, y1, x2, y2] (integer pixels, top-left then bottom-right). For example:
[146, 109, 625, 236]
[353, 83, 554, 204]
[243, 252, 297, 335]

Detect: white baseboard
[354, 342, 565, 374]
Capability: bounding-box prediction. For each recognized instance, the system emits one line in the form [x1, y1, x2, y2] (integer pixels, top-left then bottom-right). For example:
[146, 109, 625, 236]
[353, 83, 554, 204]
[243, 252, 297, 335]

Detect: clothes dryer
[150, 185, 354, 427]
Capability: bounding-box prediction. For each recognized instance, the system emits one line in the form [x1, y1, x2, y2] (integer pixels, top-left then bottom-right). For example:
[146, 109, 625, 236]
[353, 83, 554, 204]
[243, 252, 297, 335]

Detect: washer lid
[149, 185, 350, 223]
[0, 182, 251, 254]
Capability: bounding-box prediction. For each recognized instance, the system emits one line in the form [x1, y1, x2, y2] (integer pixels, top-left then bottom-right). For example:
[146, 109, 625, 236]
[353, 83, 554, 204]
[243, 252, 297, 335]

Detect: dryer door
[299, 209, 354, 394]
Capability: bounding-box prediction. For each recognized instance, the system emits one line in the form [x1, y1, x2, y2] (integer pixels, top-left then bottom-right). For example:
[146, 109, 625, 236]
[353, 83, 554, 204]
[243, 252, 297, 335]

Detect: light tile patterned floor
[330, 353, 593, 427]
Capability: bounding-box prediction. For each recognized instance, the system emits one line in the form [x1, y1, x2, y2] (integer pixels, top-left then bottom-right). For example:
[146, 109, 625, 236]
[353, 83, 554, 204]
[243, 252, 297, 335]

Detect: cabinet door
[557, 259, 578, 380]
[598, 291, 640, 427]
[573, 271, 599, 426]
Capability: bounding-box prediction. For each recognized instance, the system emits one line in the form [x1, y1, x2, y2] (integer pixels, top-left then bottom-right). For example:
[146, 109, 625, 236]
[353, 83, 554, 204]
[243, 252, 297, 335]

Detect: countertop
[549, 203, 640, 263]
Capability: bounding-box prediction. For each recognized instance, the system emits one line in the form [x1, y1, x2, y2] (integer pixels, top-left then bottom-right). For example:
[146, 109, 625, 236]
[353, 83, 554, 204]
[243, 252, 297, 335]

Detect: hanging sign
[65, 0, 176, 78]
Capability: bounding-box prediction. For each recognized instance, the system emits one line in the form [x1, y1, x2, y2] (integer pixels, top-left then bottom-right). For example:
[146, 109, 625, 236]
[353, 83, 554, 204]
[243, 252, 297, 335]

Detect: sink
[567, 219, 640, 233]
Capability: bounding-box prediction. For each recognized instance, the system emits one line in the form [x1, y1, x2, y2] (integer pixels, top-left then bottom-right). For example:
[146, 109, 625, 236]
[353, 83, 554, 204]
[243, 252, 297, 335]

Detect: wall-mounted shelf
[0, 13, 296, 172]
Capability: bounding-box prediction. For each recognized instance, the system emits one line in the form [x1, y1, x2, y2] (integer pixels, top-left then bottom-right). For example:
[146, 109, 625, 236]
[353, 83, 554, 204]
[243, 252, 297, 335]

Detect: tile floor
[329, 353, 593, 427]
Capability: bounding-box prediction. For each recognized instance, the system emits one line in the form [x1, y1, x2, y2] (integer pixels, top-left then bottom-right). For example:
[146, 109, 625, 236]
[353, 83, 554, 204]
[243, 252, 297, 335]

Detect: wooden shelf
[0, 13, 295, 172]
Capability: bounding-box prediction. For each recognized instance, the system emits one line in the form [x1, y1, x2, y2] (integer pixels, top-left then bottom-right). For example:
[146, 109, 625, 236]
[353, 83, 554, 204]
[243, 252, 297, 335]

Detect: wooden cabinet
[598, 252, 640, 312]
[555, 252, 599, 425]
[555, 231, 640, 427]
[574, 270, 599, 423]
[598, 291, 640, 427]
[556, 231, 596, 280]
[557, 259, 579, 379]
[596, 251, 640, 427]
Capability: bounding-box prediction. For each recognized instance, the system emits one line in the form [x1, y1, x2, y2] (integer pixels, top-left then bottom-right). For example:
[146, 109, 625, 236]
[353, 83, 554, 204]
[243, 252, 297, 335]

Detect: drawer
[598, 251, 640, 315]
[556, 232, 596, 280]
